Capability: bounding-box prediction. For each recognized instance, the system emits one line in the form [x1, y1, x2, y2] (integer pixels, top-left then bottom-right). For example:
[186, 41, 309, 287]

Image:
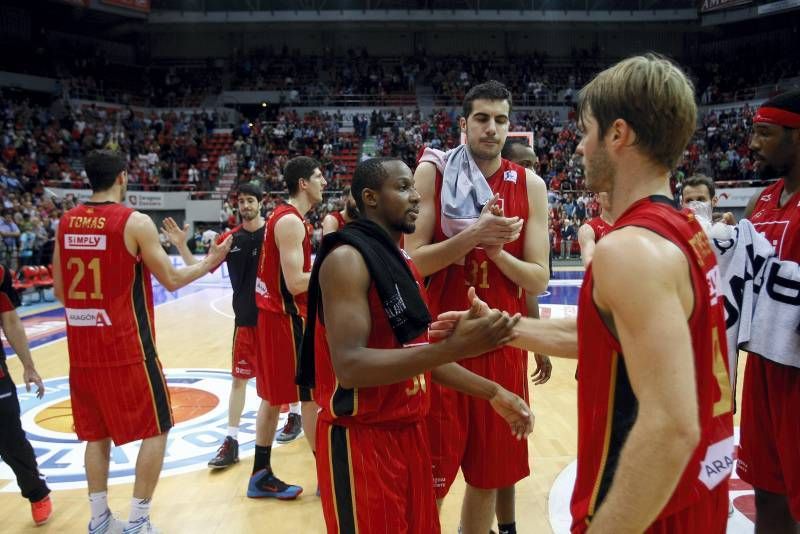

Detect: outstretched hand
[429, 287, 491, 341]
[160, 217, 190, 248]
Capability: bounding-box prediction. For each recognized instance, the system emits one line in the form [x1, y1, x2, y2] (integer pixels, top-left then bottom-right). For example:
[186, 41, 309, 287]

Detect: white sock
[88, 491, 109, 525]
[227, 426, 239, 440]
[127, 497, 151, 526]
[289, 403, 301, 415]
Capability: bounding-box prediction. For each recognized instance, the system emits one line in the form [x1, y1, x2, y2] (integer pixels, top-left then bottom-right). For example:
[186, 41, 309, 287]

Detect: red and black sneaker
[207, 436, 239, 469]
[276, 413, 302, 443]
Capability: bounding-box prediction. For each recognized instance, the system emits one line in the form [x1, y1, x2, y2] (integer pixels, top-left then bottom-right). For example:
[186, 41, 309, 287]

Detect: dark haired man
[53, 149, 231, 533]
[161, 182, 267, 469]
[300, 157, 532, 533]
[321, 185, 358, 235]
[738, 90, 800, 533]
[407, 80, 550, 533]
[249, 156, 325, 498]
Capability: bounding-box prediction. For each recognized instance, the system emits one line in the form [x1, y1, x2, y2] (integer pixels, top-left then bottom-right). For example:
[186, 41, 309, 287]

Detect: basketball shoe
[31, 495, 52, 526]
[247, 469, 303, 499]
[276, 413, 302, 443]
[87, 509, 125, 534]
[121, 517, 160, 534]
[208, 436, 239, 469]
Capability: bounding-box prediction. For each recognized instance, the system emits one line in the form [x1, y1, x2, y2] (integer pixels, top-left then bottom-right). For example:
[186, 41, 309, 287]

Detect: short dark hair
[236, 182, 262, 200]
[351, 158, 397, 213]
[684, 174, 715, 198]
[283, 156, 320, 196]
[84, 150, 127, 192]
[463, 80, 512, 119]
[501, 137, 530, 160]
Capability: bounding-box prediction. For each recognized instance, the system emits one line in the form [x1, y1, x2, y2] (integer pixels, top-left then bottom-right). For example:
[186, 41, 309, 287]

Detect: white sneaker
[88, 510, 126, 534]
[121, 517, 161, 534]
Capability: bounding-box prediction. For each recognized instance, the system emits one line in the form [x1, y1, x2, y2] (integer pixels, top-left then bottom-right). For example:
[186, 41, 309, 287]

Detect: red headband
[754, 106, 800, 128]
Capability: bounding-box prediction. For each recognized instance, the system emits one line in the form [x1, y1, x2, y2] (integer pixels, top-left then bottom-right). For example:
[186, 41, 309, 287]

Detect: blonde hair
[577, 54, 697, 170]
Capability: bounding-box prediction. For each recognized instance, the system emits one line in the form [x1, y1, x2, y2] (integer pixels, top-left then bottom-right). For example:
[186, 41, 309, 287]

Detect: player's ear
[363, 188, 379, 209]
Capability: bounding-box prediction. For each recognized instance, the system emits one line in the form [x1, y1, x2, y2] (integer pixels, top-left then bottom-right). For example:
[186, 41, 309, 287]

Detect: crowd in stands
[0, 85, 777, 260]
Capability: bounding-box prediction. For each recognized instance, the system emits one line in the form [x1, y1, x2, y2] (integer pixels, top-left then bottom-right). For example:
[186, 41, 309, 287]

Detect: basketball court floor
[0, 267, 756, 533]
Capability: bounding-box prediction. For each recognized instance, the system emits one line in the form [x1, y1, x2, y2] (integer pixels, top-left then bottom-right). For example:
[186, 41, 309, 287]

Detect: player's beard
[240, 209, 257, 221]
[585, 142, 616, 194]
[756, 159, 788, 180]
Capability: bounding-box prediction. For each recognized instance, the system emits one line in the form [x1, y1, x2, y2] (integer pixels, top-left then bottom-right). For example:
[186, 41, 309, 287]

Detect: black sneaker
[208, 436, 239, 469]
[276, 413, 302, 443]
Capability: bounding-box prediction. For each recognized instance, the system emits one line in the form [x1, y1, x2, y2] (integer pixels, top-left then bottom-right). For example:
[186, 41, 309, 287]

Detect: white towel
[419, 145, 493, 238]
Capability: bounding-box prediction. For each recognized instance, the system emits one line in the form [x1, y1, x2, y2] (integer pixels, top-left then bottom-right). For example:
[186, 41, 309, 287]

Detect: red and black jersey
[0, 264, 20, 363]
[216, 223, 264, 327]
[571, 196, 734, 530]
[315, 247, 431, 427]
[585, 217, 612, 242]
[331, 210, 346, 230]
[58, 202, 158, 368]
[748, 179, 800, 261]
[426, 158, 530, 318]
[255, 204, 311, 317]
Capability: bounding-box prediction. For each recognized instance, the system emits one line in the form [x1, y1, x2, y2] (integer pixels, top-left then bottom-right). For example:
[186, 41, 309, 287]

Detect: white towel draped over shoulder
[711, 219, 800, 374]
[419, 145, 493, 238]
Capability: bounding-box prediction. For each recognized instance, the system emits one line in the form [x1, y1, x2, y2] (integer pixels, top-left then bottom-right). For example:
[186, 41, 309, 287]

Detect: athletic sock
[127, 497, 151, 526]
[227, 426, 239, 440]
[498, 522, 517, 534]
[289, 403, 301, 415]
[253, 445, 272, 474]
[88, 491, 109, 526]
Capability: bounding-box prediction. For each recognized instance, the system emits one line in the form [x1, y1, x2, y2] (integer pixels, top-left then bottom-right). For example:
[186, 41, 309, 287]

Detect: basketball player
[577, 192, 613, 266]
[497, 137, 552, 533]
[305, 157, 533, 533]
[321, 186, 358, 235]
[434, 55, 735, 533]
[738, 90, 800, 532]
[53, 150, 232, 534]
[249, 156, 323, 499]
[0, 263, 52, 526]
[407, 80, 550, 534]
[160, 182, 267, 468]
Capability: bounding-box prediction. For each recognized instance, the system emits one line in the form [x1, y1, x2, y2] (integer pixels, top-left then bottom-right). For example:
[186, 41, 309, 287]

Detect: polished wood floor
[0, 286, 747, 533]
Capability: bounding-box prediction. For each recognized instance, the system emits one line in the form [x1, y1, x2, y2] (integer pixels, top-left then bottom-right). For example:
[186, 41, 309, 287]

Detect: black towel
[296, 218, 431, 388]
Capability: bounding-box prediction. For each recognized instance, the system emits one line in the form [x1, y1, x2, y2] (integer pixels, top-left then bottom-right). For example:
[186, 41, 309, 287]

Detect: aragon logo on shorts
[65, 308, 113, 327]
[64, 234, 107, 250]
[1, 369, 285, 491]
[547, 428, 755, 533]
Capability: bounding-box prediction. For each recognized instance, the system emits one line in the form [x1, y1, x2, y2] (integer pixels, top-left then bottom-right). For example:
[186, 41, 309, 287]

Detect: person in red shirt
[53, 150, 231, 534]
[407, 81, 550, 534]
[321, 186, 358, 235]
[305, 157, 532, 533]
[738, 90, 800, 532]
[250, 156, 325, 499]
[0, 263, 52, 526]
[577, 192, 613, 266]
[434, 55, 734, 534]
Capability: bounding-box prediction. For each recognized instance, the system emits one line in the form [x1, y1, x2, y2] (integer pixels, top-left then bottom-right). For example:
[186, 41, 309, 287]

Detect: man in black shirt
[162, 182, 269, 469]
[0, 263, 52, 525]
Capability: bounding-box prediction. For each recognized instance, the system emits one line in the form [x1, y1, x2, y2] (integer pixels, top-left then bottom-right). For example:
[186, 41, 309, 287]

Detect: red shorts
[231, 326, 256, 379]
[70, 359, 173, 446]
[317, 419, 440, 534]
[737, 354, 800, 520]
[255, 310, 313, 405]
[427, 346, 529, 497]
[572, 482, 728, 534]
